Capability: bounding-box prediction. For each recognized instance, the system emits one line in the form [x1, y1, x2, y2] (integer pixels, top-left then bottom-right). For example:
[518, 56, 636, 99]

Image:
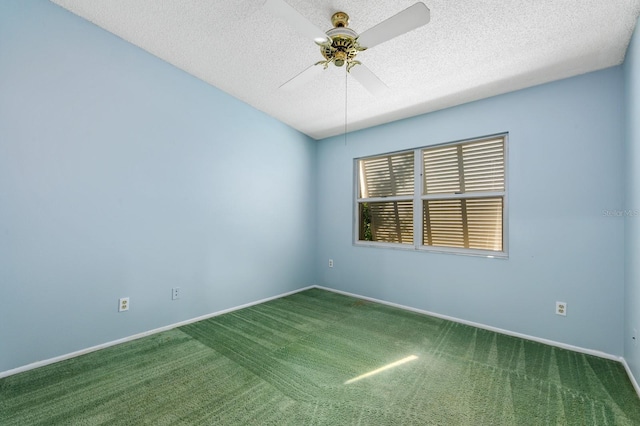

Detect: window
[356, 134, 507, 257]
[358, 151, 415, 244]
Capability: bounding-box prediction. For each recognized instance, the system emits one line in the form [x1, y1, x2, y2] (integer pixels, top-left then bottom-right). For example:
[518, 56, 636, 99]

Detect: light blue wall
[624, 18, 640, 383]
[0, 0, 316, 373]
[317, 68, 626, 355]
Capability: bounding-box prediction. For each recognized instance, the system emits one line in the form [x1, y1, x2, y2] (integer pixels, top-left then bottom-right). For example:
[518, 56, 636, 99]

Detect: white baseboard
[314, 285, 622, 362]
[621, 358, 640, 399]
[0, 285, 315, 379]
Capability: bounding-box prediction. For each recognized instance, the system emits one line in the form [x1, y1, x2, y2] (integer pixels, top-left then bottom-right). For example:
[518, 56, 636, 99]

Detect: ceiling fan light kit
[266, 0, 431, 94]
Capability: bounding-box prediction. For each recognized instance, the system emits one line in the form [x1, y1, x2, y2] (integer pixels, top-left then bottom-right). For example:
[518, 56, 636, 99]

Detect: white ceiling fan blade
[357, 2, 430, 49]
[264, 0, 329, 43]
[279, 64, 324, 91]
[350, 64, 388, 96]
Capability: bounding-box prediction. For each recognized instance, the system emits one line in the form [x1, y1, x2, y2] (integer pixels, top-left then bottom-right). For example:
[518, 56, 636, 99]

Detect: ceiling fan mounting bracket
[331, 11, 350, 28]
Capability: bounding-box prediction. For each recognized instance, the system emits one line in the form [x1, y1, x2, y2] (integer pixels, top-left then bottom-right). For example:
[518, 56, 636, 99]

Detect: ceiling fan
[264, 0, 431, 95]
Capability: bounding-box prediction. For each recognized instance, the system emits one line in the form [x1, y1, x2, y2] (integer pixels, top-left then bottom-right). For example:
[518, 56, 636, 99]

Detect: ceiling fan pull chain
[344, 65, 348, 146]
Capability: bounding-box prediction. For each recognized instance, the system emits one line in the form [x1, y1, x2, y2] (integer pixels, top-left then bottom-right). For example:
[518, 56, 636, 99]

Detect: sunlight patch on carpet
[344, 355, 419, 384]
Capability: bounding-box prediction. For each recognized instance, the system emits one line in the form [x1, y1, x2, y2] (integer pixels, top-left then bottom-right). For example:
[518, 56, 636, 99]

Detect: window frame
[354, 133, 509, 258]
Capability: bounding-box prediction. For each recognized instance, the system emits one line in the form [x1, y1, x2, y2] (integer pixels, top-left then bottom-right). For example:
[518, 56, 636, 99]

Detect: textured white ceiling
[51, 0, 640, 140]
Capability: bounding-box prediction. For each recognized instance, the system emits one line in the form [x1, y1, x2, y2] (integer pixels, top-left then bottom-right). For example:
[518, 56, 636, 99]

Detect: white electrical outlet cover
[119, 297, 130, 312]
[555, 301, 566, 316]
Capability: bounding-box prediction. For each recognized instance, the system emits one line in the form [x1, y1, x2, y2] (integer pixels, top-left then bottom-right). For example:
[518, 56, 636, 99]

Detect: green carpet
[2, 288, 639, 425]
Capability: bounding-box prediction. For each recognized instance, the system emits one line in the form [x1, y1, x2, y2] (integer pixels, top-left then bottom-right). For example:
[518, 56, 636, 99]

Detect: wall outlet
[328, 259, 334, 268]
[172, 287, 180, 300]
[555, 301, 567, 316]
[119, 297, 130, 312]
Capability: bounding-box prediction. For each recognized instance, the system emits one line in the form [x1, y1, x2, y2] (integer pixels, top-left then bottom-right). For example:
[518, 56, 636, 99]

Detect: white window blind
[423, 138, 505, 195]
[423, 198, 503, 250]
[366, 201, 414, 244]
[422, 137, 505, 252]
[358, 151, 414, 244]
[356, 134, 507, 257]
